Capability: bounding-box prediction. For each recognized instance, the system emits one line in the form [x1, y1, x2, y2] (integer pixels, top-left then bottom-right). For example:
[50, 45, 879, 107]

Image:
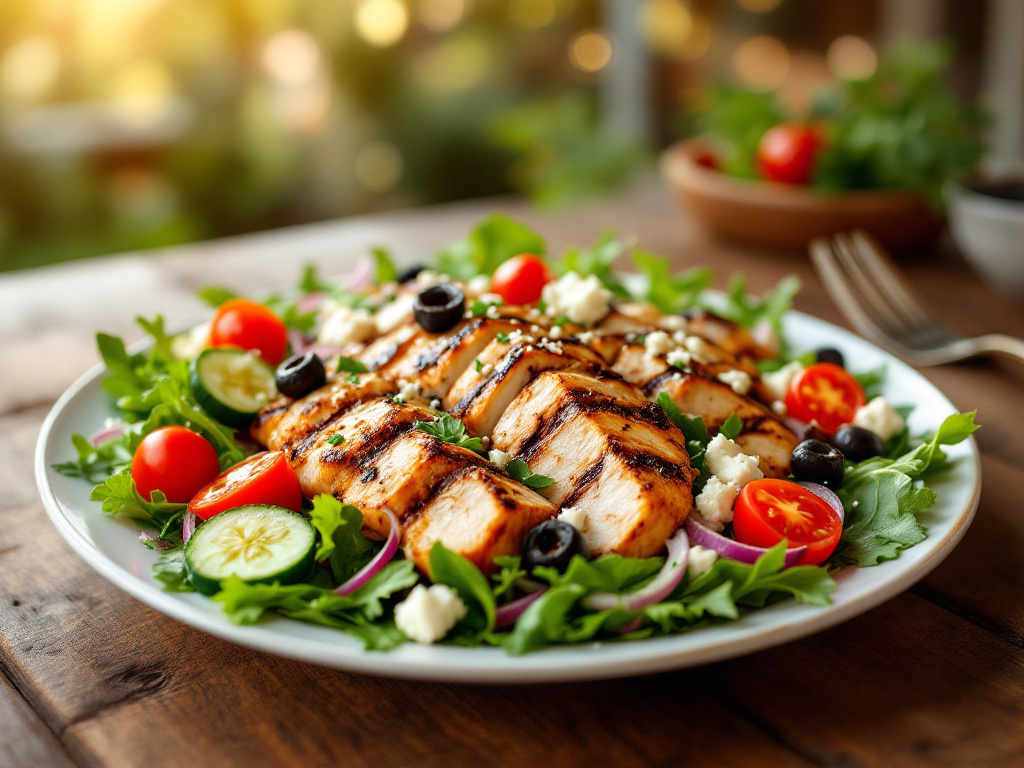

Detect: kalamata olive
[790, 439, 845, 487]
[788, 420, 832, 444]
[397, 263, 428, 284]
[832, 424, 886, 463]
[275, 351, 326, 399]
[413, 283, 465, 333]
[522, 520, 590, 573]
[815, 347, 845, 367]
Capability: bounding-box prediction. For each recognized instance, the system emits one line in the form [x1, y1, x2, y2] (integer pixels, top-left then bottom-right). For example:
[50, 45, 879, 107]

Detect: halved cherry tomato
[757, 123, 823, 185]
[209, 299, 288, 366]
[490, 254, 554, 306]
[188, 451, 303, 520]
[131, 426, 220, 504]
[784, 362, 866, 434]
[733, 478, 842, 565]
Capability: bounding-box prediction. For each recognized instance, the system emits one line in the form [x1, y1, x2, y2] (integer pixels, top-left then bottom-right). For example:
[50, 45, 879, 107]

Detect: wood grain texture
[3, 186, 1024, 766]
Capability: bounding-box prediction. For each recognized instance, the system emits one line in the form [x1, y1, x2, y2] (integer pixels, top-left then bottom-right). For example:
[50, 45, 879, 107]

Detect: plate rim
[34, 310, 982, 684]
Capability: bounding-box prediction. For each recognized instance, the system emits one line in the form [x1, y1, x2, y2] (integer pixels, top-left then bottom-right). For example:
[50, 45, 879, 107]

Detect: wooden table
[3, 185, 1024, 768]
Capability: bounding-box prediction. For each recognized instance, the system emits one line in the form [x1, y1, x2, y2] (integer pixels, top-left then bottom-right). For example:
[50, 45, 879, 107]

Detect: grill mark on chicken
[287, 410, 349, 462]
[399, 464, 480, 523]
[558, 458, 605, 509]
[414, 318, 487, 372]
[448, 344, 527, 416]
[642, 369, 682, 397]
[368, 342, 402, 371]
[607, 437, 693, 483]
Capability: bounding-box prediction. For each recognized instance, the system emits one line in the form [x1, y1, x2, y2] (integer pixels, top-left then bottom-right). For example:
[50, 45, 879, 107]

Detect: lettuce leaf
[308, 495, 378, 586]
[435, 214, 545, 280]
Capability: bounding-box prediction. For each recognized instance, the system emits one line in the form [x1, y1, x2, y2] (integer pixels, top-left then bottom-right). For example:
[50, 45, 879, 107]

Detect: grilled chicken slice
[492, 370, 697, 558]
[444, 336, 606, 436]
[682, 308, 775, 360]
[610, 343, 798, 478]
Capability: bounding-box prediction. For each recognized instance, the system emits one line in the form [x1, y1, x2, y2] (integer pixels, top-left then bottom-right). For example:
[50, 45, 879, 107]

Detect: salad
[54, 214, 978, 654]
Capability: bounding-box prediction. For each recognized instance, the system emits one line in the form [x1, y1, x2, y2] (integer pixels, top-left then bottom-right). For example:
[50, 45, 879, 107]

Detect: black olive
[413, 283, 465, 333]
[832, 425, 886, 463]
[521, 520, 590, 573]
[790, 420, 832, 444]
[790, 439, 845, 487]
[397, 263, 428, 284]
[815, 347, 845, 367]
[275, 351, 326, 399]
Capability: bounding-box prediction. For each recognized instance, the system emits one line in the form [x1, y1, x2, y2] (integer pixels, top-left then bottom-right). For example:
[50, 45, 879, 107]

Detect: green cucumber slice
[184, 505, 316, 595]
[190, 347, 277, 426]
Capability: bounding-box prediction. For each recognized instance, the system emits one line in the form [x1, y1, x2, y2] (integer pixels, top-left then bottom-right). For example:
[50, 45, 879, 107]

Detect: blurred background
[0, 0, 1020, 273]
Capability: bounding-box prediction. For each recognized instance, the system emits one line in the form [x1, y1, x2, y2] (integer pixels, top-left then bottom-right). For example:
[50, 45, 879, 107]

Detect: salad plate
[35, 305, 980, 684]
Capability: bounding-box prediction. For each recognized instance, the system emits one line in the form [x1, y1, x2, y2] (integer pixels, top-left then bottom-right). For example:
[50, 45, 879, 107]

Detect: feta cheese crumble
[853, 397, 905, 441]
[318, 303, 377, 345]
[717, 369, 752, 396]
[374, 294, 413, 335]
[397, 379, 421, 402]
[666, 348, 692, 369]
[761, 361, 803, 402]
[488, 449, 511, 469]
[467, 275, 490, 294]
[540, 271, 612, 326]
[479, 363, 494, 377]
[557, 505, 587, 532]
[705, 434, 764, 487]
[394, 584, 467, 644]
[643, 330, 674, 359]
[687, 545, 718, 578]
[694, 476, 739, 528]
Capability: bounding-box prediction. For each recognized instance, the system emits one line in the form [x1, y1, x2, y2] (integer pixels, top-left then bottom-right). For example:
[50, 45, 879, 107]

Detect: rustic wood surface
[3, 184, 1024, 768]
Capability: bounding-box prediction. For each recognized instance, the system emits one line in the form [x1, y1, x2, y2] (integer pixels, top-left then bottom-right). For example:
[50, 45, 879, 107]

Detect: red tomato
[209, 299, 288, 365]
[188, 451, 303, 520]
[733, 479, 842, 565]
[490, 255, 554, 306]
[131, 426, 220, 504]
[757, 123, 823, 185]
[784, 362, 866, 434]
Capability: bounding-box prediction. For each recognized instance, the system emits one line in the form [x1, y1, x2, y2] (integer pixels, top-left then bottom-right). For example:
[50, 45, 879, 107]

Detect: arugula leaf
[90, 470, 187, 528]
[831, 411, 979, 567]
[505, 458, 556, 490]
[337, 356, 368, 374]
[52, 433, 132, 483]
[196, 286, 240, 308]
[853, 365, 887, 400]
[414, 413, 484, 453]
[535, 553, 664, 593]
[552, 230, 631, 299]
[371, 247, 398, 285]
[308, 495, 377, 585]
[630, 249, 712, 314]
[491, 556, 526, 601]
[657, 392, 711, 489]
[429, 542, 496, 632]
[152, 549, 194, 592]
[435, 214, 545, 280]
[719, 413, 743, 440]
[708, 273, 801, 338]
[298, 263, 331, 294]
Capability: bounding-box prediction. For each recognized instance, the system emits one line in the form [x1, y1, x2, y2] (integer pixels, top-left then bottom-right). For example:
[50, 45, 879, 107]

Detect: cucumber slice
[184, 505, 316, 595]
[190, 348, 277, 426]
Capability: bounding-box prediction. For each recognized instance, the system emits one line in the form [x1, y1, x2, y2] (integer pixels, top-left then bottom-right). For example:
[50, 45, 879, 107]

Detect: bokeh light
[732, 35, 790, 90]
[355, 141, 403, 191]
[355, 0, 409, 47]
[419, 0, 468, 32]
[262, 30, 321, 86]
[827, 35, 878, 80]
[639, 0, 692, 59]
[414, 34, 492, 92]
[0, 36, 61, 100]
[509, 0, 557, 29]
[569, 30, 613, 73]
[737, 0, 782, 13]
[109, 61, 177, 128]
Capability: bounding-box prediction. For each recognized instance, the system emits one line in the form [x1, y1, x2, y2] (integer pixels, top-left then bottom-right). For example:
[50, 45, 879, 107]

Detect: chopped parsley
[327, 435, 344, 446]
[505, 458, 556, 490]
[495, 331, 511, 343]
[337, 356, 368, 374]
[414, 413, 485, 454]
[470, 297, 503, 318]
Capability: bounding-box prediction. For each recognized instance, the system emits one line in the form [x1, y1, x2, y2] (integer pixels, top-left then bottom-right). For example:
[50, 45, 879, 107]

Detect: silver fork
[810, 230, 1024, 367]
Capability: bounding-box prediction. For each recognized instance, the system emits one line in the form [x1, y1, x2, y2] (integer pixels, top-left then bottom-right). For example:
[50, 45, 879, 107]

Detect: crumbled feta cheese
[705, 434, 763, 487]
[318, 303, 377, 345]
[694, 476, 739, 530]
[644, 330, 675, 358]
[771, 400, 787, 416]
[717, 369, 752, 396]
[687, 545, 718, 577]
[557, 505, 587, 532]
[429, 398, 442, 410]
[527, 307, 542, 320]
[375, 294, 413, 335]
[577, 331, 596, 345]
[467, 275, 490, 294]
[683, 335, 711, 362]
[537, 340, 562, 355]
[661, 315, 688, 332]
[761, 361, 803, 402]
[540, 271, 612, 325]
[853, 397, 905, 441]
[172, 321, 211, 360]
[508, 329, 534, 345]
[666, 349, 692, 369]
[530, 324, 541, 333]
[548, 325, 563, 340]
[479, 363, 494, 377]
[672, 330, 689, 345]
[485, 305, 500, 319]
[397, 379, 421, 402]
[415, 270, 440, 287]
[488, 449, 511, 469]
[394, 584, 467, 644]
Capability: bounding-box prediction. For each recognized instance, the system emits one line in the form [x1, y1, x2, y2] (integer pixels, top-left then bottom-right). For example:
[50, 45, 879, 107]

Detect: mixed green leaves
[505, 459, 556, 490]
[414, 413, 485, 454]
[656, 393, 741, 491]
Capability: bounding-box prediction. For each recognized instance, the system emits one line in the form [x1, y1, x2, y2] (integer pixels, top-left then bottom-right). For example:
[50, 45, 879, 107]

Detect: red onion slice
[90, 426, 124, 447]
[335, 509, 401, 596]
[798, 481, 845, 524]
[584, 527, 690, 612]
[347, 256, 374, 290]
[495, 588, 547, 628]
[685, 518, 807, 568]
[182, 511, 198, 546]
[287, 328, 313, 355]
[295, 291, 327, 314]
[612, 615, 644, 636]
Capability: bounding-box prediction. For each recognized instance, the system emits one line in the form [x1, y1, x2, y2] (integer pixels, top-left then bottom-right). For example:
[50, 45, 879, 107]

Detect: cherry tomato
[784, 362, 866, 434]
[131, 426, 220, 504]
[733, 479, 842, 565]
[490, 255, 554, 306]
[757, 123, 823, 185]
[209, 299, 288, 365]
[188, 451, 303, 520]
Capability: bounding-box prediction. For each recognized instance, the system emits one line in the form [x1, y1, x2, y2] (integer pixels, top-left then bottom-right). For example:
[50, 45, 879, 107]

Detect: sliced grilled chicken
[444, 336, 606, 436]
[610, 342, 798, 478]
[682, 308, 776, 360]
[492, 370, 697, 558]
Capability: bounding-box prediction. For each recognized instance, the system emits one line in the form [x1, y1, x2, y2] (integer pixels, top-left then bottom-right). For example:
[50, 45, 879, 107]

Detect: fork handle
[976, 334, 1024, 365]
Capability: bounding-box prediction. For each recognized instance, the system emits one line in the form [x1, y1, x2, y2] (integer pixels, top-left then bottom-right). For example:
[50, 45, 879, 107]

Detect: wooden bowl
[661, 139, 944, 254]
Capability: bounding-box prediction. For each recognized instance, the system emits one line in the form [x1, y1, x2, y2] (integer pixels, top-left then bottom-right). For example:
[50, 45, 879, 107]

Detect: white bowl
[946, 181, 1024, 301]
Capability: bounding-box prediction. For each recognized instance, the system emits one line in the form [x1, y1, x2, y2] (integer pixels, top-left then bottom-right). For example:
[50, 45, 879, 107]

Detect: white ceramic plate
[35, 310, 981, 684]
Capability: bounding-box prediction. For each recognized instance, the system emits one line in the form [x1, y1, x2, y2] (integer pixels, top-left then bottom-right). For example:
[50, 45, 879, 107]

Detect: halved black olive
[397, 263, 428, 284]
[815, 347, 845, 367]
[275, 351, 326, 399]
[790, 439, 845, 487]
[414, 283, 465, 333]
[522, 520, 590, 573]
[832, 425, 885, 463]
